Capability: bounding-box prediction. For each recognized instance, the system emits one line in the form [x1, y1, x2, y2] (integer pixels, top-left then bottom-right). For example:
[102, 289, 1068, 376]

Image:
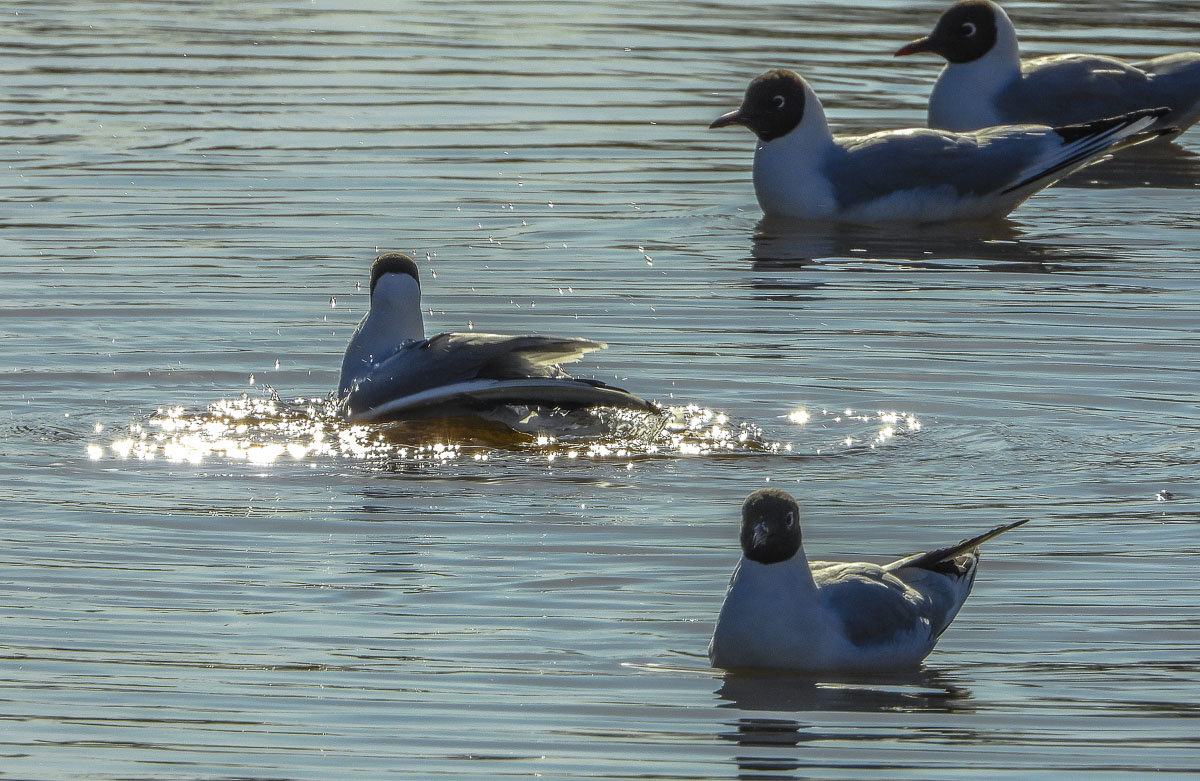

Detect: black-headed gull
[338, 252, 655, 423]
[709, 488, 1028, 672]
[710, 69, 1171, 222]
[896, 0, 1200, 138]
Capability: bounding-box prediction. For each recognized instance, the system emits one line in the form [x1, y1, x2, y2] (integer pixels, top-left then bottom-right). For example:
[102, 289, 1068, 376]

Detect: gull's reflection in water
[715, 669, 971, 778]
[749, 215, 1119, 274]
[1060, 142, 1200, 190]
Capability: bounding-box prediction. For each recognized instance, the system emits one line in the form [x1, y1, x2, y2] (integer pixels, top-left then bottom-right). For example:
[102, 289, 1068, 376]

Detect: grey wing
[816, 563, 934, 648]
[342, 332, 607, 416]
[827, 129, 1044, 208]
[1003, 54, 1163, 125]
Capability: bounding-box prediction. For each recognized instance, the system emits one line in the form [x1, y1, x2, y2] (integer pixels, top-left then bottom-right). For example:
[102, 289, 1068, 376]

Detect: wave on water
[84, 390, 922, 468]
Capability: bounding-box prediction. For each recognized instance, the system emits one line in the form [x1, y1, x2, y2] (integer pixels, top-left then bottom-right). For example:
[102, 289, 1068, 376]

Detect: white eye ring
[772, 95, 786, 109]
[785, 511, 795, 527]
[961, 21, 977, 36]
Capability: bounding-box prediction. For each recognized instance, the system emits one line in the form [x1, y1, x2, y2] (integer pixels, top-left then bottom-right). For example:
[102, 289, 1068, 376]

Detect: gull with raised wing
[710, 68, 1171, 222]
[896, 0, 1200, 138]
[709, 488, 1028, 672]
[338, 252, 656, 423]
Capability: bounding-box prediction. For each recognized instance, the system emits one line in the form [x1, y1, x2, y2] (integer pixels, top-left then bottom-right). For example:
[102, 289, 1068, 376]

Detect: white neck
[726, 546, 818, 609]
[369, 273, 425, 342]
[751, 86, 839, 219]
[927, 6, 1021, 131]
[338, 273, 424, 395]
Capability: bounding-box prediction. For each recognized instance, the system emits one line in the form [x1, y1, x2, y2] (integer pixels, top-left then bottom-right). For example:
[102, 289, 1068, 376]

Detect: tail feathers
[425, 333, 606, 376]
[487, 335, 607, 378]
[507, 335, 608, 367]
[884, 518, 1030, 574]
[1002, 107, 1172, 194]
[1135, 52, 1200, 78]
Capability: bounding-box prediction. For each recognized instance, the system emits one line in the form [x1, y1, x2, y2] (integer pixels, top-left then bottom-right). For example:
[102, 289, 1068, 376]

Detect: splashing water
[85, 393, 922, 469]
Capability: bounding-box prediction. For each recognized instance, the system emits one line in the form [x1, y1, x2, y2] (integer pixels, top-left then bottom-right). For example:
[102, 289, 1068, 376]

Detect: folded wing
[816, 563, 935, 649]
[1005, 53, 1200, 130]
[828, 106, 1167, 213]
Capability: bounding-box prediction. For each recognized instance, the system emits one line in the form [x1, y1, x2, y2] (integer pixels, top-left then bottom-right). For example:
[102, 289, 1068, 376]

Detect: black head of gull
[739, 488, 802, 565]
[369, 251, 421, 297]
[710, 69, 807, 143]
[895, 0, 999, 64]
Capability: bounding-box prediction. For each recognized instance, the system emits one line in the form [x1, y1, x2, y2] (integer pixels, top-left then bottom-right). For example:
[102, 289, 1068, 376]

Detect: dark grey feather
[349, 377, 657, 422]
[883, 518, 1029, 574]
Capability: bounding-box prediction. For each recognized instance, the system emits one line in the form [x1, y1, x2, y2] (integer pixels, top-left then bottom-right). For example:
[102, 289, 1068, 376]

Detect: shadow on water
[1059, 142, 1200, 190]
[715, 668, 972, 776]
[748, 216, 1121, 272]
[715, 668, 971, 715]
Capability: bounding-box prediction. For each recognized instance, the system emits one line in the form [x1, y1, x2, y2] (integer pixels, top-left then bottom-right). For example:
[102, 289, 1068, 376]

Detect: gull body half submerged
[338, 253, 656, 423]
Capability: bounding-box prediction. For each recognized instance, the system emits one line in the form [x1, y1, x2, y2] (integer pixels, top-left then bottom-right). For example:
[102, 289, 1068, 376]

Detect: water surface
[2, 0, 1198, 777]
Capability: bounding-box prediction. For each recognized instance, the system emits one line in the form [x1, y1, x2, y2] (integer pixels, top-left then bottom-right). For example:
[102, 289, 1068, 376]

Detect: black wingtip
[950, 517, 1031, 553]
[1147, 126, 1182, 140]
[370, 252, 421, 296]
[886, 518, 1031, 573]
[1052, 106, 1170, 143]
[1002, 108, 1171, 196]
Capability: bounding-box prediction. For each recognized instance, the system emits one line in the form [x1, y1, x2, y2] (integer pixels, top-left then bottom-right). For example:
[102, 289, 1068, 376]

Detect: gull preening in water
[338, 252, 656, 423]
[709, 68, 1172, 222]
[895, 0, 1200, 138]
[709, 488, 1028, 672]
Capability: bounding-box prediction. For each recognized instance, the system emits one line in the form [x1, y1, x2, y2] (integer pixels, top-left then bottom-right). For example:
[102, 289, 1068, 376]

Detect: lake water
[2, 0, 1198, 777]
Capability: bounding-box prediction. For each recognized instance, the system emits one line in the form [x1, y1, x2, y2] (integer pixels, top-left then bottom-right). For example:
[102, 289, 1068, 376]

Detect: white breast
[751, 129, 839, 220]
[709, 556, 834, 669]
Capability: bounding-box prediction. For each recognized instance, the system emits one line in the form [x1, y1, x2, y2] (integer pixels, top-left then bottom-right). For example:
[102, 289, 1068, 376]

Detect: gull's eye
[960, 21, 977, 36]
[772, 94, 786, 109]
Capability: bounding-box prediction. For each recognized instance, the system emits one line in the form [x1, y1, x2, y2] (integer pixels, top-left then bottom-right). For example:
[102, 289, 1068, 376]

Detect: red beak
[895, 36, 935, 57]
